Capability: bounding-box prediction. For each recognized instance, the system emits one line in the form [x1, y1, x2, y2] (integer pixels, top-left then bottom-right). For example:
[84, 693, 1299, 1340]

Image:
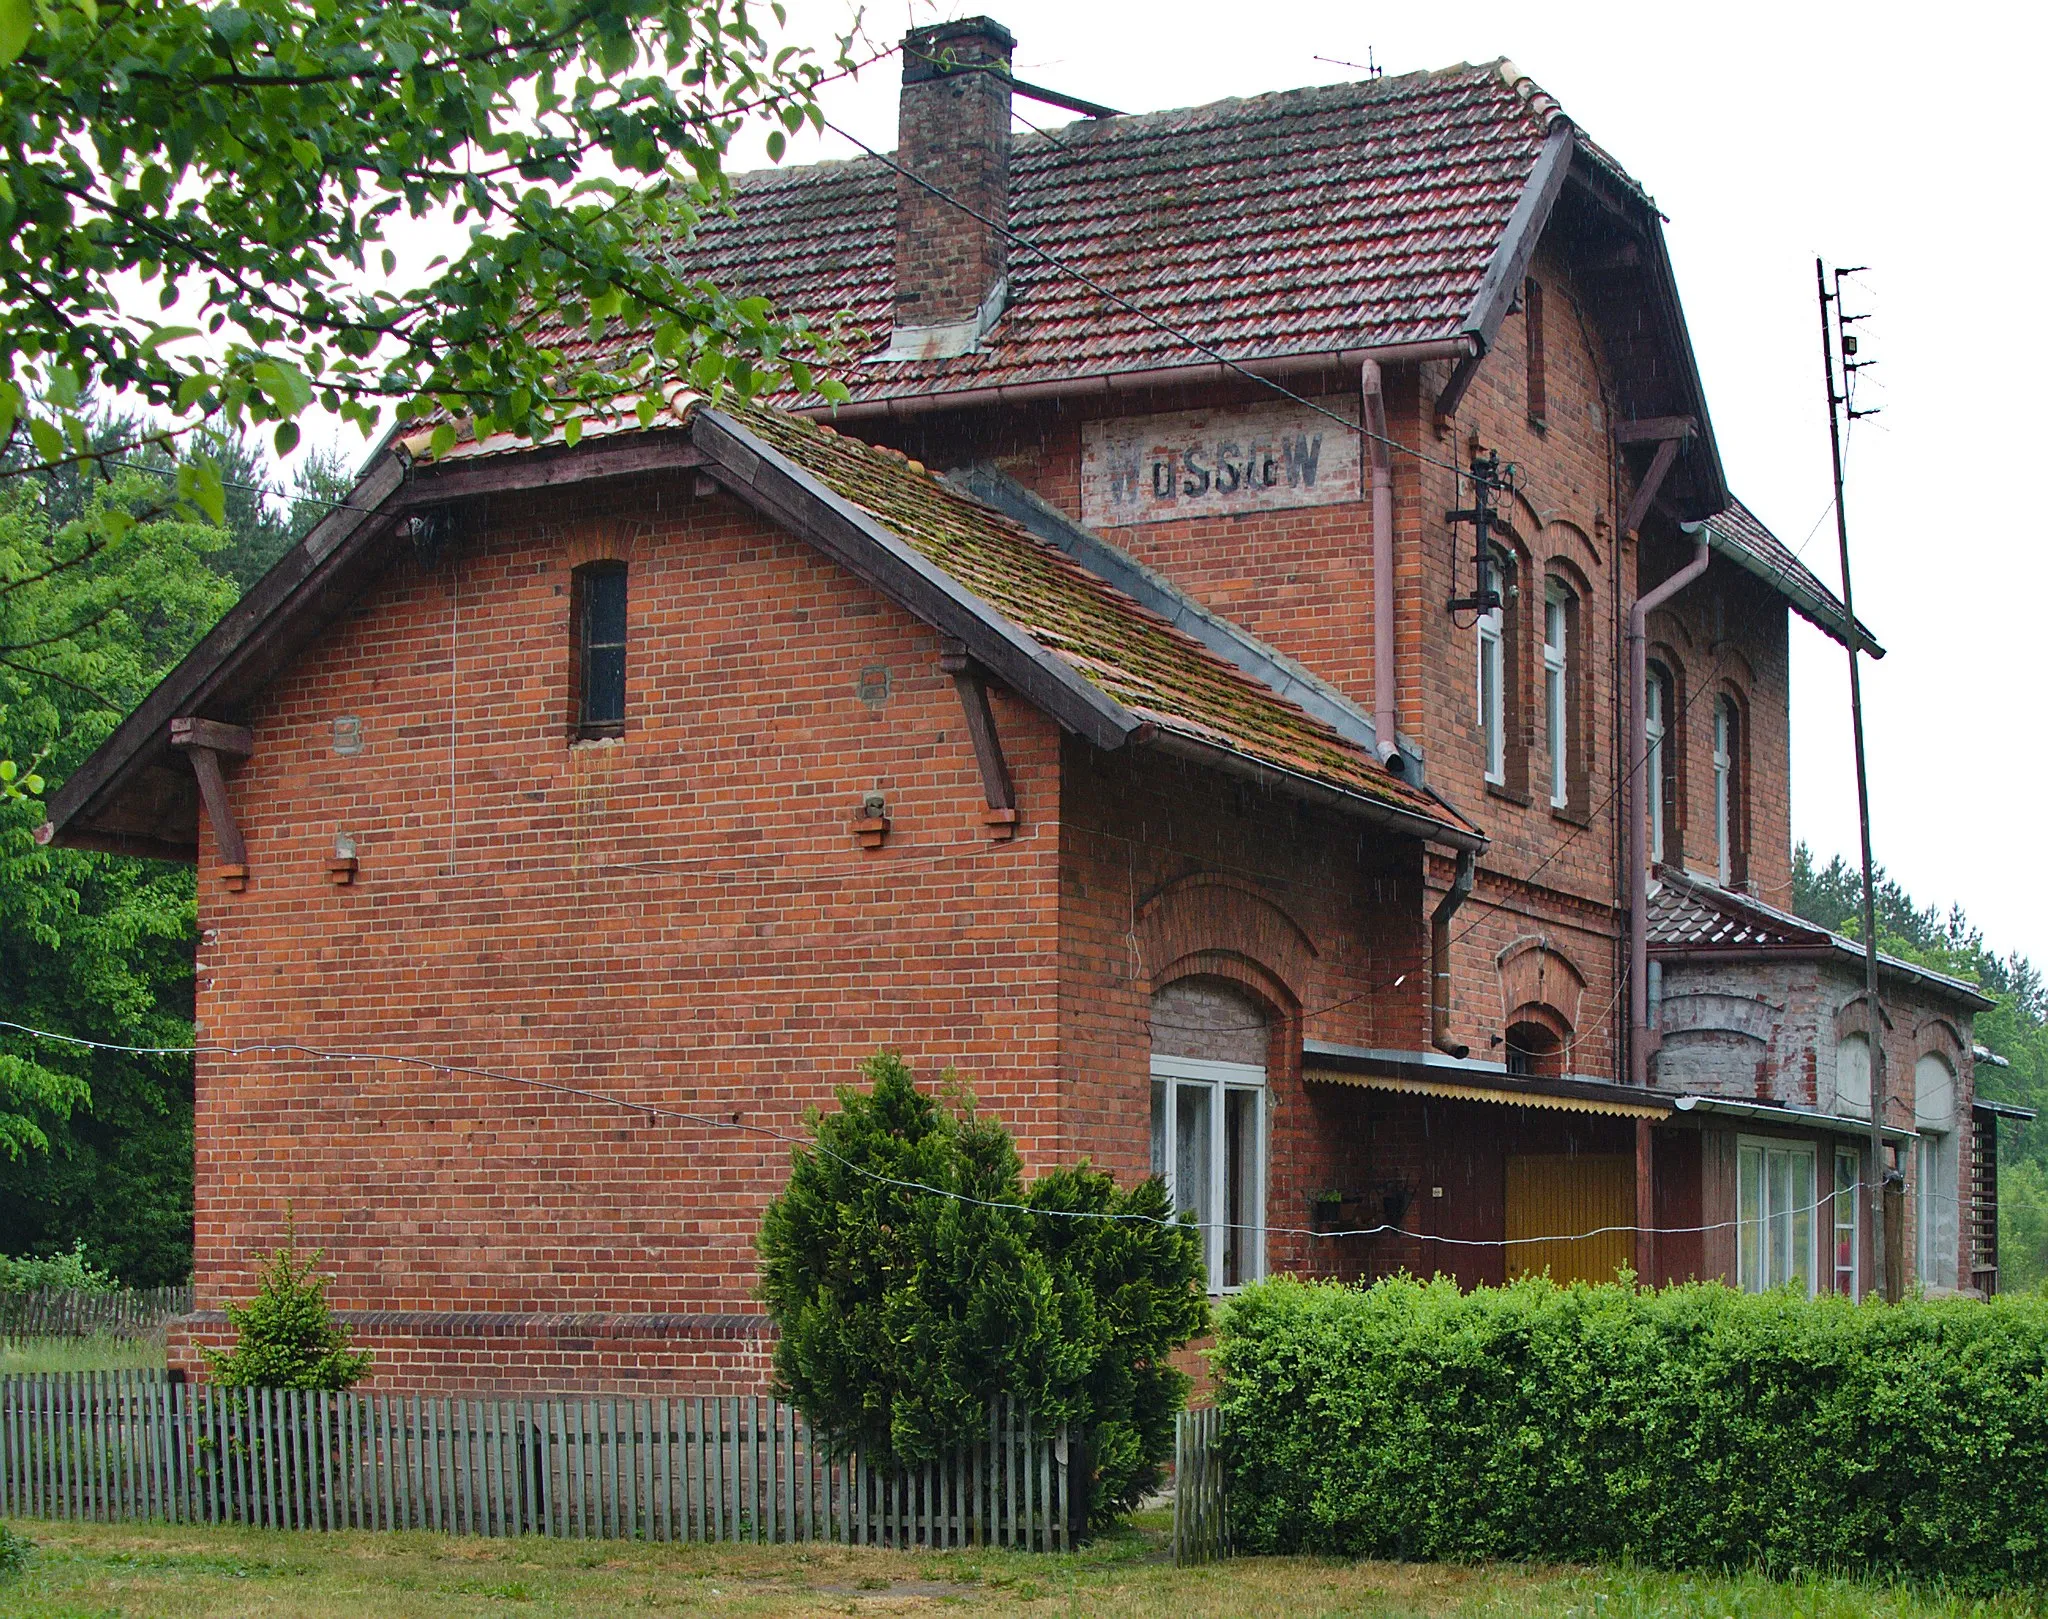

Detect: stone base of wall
[168, 1311, 775, 1396]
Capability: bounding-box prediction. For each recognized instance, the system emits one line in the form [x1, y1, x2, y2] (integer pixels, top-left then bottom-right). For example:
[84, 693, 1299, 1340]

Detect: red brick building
[43, 21, 2021, 1391]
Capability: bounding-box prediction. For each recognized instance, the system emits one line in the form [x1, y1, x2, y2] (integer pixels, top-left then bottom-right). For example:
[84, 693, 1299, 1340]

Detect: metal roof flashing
[1671, 1094, 1914, 1142]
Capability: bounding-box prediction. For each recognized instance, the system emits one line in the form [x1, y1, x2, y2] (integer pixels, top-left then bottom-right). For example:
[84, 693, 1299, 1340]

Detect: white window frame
[1915, 1053, 1959, 1290]
[1736, 1135, 1818, 1296]
[1150, 1054, 1267, 1295]
[1833, 1146, 1860, 1297]
[1645, 668, 1668, 864]
[1544, 581, 1568, 808]
[1713, 697, 1734, 886]
[1478, 588, 1505, 786]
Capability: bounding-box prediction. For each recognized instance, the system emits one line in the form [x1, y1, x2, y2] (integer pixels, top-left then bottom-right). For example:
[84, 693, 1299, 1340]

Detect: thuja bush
[203, 1236, 371, 1391]
[758, 1051, 1207, 1529]
[1216, 1274, 2048, 1589]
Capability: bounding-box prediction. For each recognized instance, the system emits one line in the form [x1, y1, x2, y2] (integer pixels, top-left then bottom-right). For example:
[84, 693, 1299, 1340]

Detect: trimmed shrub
[758, 1051, 1207, 1528]
[1215, 1274, 2048, 1589]
[203, 1237, 371, 1391]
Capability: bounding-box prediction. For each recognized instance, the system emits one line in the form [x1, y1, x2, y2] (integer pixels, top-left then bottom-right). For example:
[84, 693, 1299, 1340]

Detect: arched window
[1646, 662, 1676, 864]
[1713, 694, 1745, 888]
[1834, 1032, 1871, 1119]
[1150, 978, 1268, 1294]
[1544, 579, 1572, 809]
[1916, 1053, 1959, 1290]
[570, 561, 628, 739]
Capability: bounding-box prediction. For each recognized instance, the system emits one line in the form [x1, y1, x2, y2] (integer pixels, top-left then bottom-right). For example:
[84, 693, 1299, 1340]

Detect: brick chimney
[885, 17, 1015, 360]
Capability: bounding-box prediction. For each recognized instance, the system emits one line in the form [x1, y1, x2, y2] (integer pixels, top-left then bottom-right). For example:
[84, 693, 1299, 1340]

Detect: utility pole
[1816, 258, 1892, 1300]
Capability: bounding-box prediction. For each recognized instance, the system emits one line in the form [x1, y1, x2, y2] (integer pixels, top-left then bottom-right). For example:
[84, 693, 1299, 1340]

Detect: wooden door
[1505, 1154, 1634, 1284]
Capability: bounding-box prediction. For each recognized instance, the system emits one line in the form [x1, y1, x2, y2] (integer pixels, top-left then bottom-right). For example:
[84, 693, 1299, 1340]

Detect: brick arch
[1495, 935, 1587, 1037]
[1912, 1013, 1966, 1066]
[563, 515, 648, 569]
[1542, 518, 1602, 575]
[1833, 992, 1895, 1042]
[1137, 873, 1318, 1004]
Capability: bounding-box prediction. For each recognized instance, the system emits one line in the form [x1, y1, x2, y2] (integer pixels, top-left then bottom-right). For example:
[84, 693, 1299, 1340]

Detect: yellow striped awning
[1303, 1067, 1673, 1120]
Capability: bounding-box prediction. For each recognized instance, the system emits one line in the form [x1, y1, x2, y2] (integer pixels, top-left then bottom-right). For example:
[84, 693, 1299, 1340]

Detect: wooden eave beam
[1613, 416, 1697, 445]
[398, 431, 706, 504]
[690, 409, 1140, 753]
[939, 640, 1015, 812]
[1433, 350, 1484, 431]
[169, 720, 249, 877]
[1620, 437, 1681, 540]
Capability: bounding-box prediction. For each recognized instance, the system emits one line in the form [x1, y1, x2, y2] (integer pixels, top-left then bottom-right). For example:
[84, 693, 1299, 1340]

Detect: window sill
[1485, 781, 1532, 808]
[570, 730, 626, 749]
[1550, 802, 1592, 829]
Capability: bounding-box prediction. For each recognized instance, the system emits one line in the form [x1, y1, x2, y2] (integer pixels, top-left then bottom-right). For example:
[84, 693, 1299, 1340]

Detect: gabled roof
[1689, 497, 1882, 656]
[40, 394, 1484, 859]
[556, 59, 1727, 515]
[1647, 866, 1990, 1009]
[720, 405, 1482, 843]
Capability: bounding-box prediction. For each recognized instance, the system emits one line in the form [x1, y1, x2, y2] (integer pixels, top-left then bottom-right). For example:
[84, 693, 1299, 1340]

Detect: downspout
[1361, 359, 1402, 770]
[1625, 532, 1710, 1083]
[1432, 848, 1477, 1058]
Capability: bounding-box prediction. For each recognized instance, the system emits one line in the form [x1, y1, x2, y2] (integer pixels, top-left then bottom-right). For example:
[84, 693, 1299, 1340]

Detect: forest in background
[0, 419, 348, 1284]
[2, 435, 2043, 1291]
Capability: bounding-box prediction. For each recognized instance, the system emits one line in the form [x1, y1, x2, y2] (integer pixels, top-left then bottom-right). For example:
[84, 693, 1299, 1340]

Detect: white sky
[308, 0, 2047, 960]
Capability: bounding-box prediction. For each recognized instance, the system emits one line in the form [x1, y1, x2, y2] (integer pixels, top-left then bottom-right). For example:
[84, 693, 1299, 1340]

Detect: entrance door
[1505, 1154, 1634, 1283]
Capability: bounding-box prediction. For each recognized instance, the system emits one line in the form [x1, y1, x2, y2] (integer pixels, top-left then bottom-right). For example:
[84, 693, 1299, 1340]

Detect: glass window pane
[578, 565, 628, 732]
[1176, 1081, 1215, 1277]
[1224, 1089, 1258, 1288]
[1738, 1146, 1762, 1292]
[1150, 1081, 1168, 1181]
[1768, 1148, 1794, 1286]
[1789, 1150, 1816, 1295]
[1834, 1149, 1858, 1294]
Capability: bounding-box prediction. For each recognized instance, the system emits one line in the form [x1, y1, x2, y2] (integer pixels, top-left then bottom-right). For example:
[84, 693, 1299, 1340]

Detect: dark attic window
[572, 561, 628, 739]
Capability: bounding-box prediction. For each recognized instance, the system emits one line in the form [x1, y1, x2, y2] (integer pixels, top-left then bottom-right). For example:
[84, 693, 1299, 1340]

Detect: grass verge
[0, 1334, 168, 1374]
[0, 1514, 2042, 1617]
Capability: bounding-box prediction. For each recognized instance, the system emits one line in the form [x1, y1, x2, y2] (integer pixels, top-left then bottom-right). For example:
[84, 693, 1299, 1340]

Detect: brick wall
[1655, 952, 1978, 1292]
[190, 471, 1070, 1382]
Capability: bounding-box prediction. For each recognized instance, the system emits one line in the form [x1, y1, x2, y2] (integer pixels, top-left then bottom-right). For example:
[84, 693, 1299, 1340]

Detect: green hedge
[1214, 1275, 2048, 1588]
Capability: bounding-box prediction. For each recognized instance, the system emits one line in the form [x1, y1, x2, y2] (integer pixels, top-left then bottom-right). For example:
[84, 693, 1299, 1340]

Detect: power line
[0, 1018, 1943, 1248]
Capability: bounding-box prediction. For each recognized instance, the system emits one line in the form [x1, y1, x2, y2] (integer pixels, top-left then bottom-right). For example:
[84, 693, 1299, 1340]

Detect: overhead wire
[0, 1017, 1961, 1247]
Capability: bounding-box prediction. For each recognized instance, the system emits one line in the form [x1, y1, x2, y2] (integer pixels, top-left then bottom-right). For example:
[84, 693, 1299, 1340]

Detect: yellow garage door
[1506, 1154, 1635, 1284]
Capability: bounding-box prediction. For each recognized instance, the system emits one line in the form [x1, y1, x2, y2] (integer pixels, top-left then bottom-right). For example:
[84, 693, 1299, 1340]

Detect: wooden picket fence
[0, 1287, 193, 1340]
[0, 1372, 1072, 1549]
[1171, 1405, 1227, 1565]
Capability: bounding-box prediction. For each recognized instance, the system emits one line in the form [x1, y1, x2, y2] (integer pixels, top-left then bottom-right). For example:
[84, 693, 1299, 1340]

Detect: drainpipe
[1432, 848, 1477, 1058]
[1361, 359, 1402, 771]
[1626, 534, 1710, 1084]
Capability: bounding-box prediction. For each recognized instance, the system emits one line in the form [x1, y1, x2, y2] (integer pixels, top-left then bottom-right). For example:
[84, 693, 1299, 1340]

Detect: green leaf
[0, 0, 31, 66]
[273, 421, 300, 456]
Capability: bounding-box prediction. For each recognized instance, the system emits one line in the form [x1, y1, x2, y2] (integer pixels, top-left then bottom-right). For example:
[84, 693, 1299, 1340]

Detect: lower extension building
[42, 20, 2027, 1390]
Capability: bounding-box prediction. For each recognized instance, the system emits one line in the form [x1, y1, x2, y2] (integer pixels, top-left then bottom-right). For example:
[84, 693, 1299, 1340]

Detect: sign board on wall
[1079, 397, 1362, 529]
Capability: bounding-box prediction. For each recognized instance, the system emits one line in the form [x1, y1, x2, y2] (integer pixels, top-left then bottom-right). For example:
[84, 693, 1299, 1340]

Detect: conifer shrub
[758, 1052, 1207, 1530]
[202, 1234, 371, 1391]
[1215, 1273, 2048, 1590]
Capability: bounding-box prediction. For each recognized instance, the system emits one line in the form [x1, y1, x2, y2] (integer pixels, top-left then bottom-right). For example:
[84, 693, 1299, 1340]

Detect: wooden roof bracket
[170, 717, 254, 890]
[939, 638, 1018, 839]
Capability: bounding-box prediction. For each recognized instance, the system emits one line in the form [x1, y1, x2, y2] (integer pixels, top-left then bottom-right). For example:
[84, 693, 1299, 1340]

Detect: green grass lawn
[1, 1514, 2040, 1617]
[0, 1334, 168, 1375]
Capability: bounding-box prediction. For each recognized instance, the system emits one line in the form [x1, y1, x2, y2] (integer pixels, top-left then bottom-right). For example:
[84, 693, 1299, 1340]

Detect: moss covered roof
[731, 403, 1477, 836]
